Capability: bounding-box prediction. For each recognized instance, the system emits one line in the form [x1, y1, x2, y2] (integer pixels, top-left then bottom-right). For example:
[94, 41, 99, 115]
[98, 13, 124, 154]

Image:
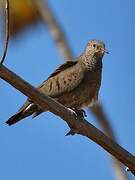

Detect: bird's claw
[72, 108, 87, 118]
[68, 108, 87, 118]
[68, 108, 77, 116]
[66, 108, 86, 136]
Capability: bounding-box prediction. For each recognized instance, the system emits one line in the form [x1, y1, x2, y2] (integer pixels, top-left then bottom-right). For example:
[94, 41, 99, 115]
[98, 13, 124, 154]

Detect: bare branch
[0, 1, 132, 178]
[0, 64, 135, 176]
[33, 0, 73, 60]
[90, 103, 129, 179]
[0, 0, 9, 64]
[33, 1, 130, 178]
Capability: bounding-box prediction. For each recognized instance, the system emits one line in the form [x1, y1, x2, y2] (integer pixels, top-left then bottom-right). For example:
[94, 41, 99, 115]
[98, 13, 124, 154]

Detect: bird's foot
[68, 108, 87, 118]
[68, 108, 77, 116]
[66, 108, 86, 136]
[72, 108, 87, 118]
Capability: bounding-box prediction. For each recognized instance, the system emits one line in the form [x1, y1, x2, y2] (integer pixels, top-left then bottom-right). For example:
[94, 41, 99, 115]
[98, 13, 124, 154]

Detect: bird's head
[84, 40, 109, 59]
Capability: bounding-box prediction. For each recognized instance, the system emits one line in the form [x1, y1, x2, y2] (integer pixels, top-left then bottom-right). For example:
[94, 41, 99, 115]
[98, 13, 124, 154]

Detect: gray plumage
[6, 40, 107, 125]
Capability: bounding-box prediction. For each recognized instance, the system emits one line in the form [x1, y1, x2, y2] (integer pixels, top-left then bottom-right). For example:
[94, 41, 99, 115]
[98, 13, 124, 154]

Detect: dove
[6, 40, 108, 125]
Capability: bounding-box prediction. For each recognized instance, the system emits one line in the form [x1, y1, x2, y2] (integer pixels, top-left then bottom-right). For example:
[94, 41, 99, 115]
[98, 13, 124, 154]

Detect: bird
[6, 40, 108, 126]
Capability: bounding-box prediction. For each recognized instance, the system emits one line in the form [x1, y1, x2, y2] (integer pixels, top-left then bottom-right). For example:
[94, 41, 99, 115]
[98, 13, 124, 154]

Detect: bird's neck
[81, 53, 103, 72]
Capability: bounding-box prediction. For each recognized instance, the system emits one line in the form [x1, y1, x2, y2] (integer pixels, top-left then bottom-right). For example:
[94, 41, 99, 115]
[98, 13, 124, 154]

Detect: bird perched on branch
[6, 40, 108, 126]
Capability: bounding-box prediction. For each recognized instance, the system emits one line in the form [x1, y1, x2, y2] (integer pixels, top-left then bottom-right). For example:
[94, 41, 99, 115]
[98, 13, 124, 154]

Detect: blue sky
[0, 0, 135, 179]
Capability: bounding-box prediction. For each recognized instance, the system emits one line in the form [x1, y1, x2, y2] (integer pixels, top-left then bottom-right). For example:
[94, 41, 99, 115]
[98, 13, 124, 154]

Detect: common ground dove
[6, 40, 108, 125]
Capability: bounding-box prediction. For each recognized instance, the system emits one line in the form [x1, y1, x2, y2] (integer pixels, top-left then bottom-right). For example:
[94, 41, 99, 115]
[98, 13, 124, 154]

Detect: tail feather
[32, 110, 43, 118]
[6, 103, 35, 126]
[6, 102, 43, 126]
[6, 111, 25, 126]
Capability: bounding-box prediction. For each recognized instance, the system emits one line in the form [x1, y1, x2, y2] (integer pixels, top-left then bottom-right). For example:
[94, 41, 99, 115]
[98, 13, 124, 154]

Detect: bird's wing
[47, 61, 78, 79]
[38, 60, 84, 97]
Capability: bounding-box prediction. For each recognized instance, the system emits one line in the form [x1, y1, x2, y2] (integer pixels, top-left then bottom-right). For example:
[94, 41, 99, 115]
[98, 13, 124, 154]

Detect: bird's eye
[93, 44, 96, 48]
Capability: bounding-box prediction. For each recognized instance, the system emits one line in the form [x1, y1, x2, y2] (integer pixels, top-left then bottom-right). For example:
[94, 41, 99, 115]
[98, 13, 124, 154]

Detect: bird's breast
[57, 70, 102, 109]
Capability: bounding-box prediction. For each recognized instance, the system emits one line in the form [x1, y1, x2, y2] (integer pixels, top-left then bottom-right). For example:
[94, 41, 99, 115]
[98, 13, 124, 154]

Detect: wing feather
[38, 60, 84, 97]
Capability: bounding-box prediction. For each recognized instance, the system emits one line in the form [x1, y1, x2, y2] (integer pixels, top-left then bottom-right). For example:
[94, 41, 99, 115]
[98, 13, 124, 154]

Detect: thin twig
[0, 64, 135, 176]
[33, 0, 73, 60]
[0, 0, 9, 64]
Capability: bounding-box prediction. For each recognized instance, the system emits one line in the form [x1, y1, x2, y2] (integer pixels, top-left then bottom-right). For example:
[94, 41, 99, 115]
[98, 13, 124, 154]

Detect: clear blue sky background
[0, 0, 135, 179]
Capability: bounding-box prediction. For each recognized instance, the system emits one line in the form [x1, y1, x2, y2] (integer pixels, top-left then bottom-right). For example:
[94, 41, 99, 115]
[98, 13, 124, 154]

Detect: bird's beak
[104, 49, 109, 54]
[101, 48, 109, 54]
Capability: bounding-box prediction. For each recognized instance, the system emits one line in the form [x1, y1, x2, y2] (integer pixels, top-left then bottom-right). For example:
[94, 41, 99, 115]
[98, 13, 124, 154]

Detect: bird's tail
[6, 111, 28, 125]
[6, 107, 35, 126]
[6, 101, 39, 126]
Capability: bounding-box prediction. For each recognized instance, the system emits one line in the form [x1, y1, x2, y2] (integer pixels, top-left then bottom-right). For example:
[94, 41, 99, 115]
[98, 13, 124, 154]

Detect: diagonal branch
[0, 64, 135, 176]
[34, 1, 130, 178]
[90, 103, 129, 179]
[0, 1, 132, 178]
[0, 0, 9, 64]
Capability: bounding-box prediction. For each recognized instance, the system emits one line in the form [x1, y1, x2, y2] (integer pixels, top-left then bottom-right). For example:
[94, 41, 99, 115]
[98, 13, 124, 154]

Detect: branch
[90, 103, 129, 179]
[33, 1, 130, 178]
[0, 2, 133, 177]
[0, 64, 135, 176]
[0, 0, 9, 64]
[33, 0, 73, 60]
